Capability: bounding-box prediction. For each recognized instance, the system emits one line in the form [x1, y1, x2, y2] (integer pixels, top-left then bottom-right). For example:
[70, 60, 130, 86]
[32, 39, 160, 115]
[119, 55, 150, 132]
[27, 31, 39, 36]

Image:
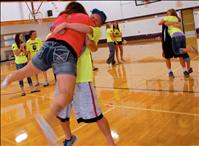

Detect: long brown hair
[167, 9, 181, 22]
[15, 33, 23, 49]
[59, 2, 88, 16]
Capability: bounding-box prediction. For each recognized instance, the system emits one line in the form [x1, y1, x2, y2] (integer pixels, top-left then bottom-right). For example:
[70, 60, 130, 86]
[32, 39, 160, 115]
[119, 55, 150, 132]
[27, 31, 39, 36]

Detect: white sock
[1, 77, 9, 88]
[183, 68, 187, 72]
[168, 69, 172, 73]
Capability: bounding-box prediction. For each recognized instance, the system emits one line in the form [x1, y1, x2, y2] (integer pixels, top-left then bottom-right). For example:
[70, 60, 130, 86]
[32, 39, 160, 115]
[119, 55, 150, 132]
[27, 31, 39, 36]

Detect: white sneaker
[1, 76, 9, 88]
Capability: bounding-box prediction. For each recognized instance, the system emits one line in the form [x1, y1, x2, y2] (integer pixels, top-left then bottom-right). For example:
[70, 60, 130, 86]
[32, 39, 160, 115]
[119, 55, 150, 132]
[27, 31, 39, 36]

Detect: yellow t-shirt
[76, 27, 101, 83]
[12, 43, 28, 64]
[26, 37, 43, 58]
[113, 29, 122, 42]
[164, 16, 182, 37]
[106, 28, 114, 43]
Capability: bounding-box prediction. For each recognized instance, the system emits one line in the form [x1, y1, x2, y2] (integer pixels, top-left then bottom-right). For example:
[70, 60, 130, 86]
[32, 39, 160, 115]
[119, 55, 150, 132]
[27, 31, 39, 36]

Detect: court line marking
[95, 86, 199, 93]
[105, 104, 199, 117]
[56, 106, 115, 142]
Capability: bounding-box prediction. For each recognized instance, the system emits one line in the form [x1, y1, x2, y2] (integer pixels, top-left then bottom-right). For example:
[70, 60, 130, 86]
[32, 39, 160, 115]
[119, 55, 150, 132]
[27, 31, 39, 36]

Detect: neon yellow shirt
[106, 28, 114, 43]
[12, 43, 28, 64]
[164, 16, 182, 37]
[26, 37, 43, 58]
[113, 29, 122, 42]
[76, 27, 101, 83]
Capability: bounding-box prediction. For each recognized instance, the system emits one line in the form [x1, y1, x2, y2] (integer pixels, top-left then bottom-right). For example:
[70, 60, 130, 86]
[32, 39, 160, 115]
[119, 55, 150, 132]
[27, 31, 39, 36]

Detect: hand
[52, 23, 68, 35]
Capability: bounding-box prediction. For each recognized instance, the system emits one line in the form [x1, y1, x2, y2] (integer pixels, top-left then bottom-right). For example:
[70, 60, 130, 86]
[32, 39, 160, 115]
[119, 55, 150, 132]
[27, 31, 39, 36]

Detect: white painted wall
[1, 1, 199, 21]
[193, 10, 199, 28]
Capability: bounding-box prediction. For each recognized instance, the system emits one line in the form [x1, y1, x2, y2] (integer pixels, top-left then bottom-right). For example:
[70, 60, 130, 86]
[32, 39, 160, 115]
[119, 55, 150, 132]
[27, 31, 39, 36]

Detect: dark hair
[15, 33, 23, 49]
[29, 30, 36, 37]
[113, 22, 120, 31]
[167, 9, 181, 22]
[91, 9, 107, 24]
[106, 23, 111, 29]
[59, 2, 87, 16]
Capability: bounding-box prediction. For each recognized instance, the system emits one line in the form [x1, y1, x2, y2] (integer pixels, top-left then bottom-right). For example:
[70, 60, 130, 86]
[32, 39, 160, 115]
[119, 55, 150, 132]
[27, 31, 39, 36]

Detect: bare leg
[181, 46, 198, 54]
[179, 57, 186, 69]
[118, 45, 124, 61]
[1, 61, 41, 88]
[97, 117, 116, 146]
[165, 59, 171, 70]
[35, 74, 39, 85]
[60, 121, 72, 140]
[50, 74, 75, 115]
[185, 60, 190, 69]
[43, 72, 49, 86]
[115, 46, 120, 64]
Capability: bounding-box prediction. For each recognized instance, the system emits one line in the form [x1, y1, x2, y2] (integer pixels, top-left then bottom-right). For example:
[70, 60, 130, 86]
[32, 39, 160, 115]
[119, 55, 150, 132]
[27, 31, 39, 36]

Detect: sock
[1, 76, 9, 88]
[183, 68, 187, 72]
[168, 69, 172, 73]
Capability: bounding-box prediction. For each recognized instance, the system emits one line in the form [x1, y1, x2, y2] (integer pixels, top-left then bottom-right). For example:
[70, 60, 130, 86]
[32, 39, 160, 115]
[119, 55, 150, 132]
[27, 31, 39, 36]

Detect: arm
[158, 19, 165, 25]
[12, 44, 25, 56]
[52, 22, 93, 35]
[86, 36, 97, 52]
[165, 21, 182, 29]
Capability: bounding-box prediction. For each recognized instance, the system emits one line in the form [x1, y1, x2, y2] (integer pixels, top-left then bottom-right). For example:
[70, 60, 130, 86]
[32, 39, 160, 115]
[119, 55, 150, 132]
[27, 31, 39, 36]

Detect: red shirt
[49, 13, 94, 56]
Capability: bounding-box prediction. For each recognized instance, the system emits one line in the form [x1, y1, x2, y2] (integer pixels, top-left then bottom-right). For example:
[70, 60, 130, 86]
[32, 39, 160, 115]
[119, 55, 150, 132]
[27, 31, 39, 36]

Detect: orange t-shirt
[49, 13, 94, 56]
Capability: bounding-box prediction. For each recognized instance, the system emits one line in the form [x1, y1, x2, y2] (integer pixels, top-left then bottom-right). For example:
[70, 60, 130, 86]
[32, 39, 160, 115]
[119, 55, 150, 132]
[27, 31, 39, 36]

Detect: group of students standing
[106, 21, 125, 65]
[12, 30, 49, 96]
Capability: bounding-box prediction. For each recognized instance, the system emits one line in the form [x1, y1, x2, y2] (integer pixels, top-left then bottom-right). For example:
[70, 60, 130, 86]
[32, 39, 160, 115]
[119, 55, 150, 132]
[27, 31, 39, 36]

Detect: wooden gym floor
[1, 40, 199, 146]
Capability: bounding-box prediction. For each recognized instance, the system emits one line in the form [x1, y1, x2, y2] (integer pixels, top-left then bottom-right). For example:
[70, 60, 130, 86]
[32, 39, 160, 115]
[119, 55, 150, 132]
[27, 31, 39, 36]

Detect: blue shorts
[172, 33, 186, 55]
[32, 40, 77, 76]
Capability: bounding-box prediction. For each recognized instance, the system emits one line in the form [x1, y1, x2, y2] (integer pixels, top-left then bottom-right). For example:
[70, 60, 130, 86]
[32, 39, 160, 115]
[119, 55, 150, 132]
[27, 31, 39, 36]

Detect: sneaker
[43, 82, 49, 87]
[168, 71, 175, 78]
[63, 135, 77, 146]
[1, 76, 9, 88]
[188, 68, 193, 74]
[31, 89, 40, 93]
[93, 67, 98, 71]
[183, 71, 189, 78]
[21, 93, 26, 96]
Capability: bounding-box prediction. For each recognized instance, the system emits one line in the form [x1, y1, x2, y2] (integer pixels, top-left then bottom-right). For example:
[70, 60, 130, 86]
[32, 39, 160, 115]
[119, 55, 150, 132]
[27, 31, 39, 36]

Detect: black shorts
[114, 41, 123, 45]
[162, 38, 190, 60]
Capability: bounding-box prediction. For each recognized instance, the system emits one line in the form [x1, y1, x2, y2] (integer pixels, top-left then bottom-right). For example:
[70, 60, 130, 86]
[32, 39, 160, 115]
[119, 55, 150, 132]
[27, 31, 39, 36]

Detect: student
[1, 2, 96, 117]
[113, 21, 124, 63]
[26, 30, 49, 87]
[12, 33, 39, 96]
[54, 9, 116, 146]
[106, 23, 116, 65]
[162, 24, 193, 78]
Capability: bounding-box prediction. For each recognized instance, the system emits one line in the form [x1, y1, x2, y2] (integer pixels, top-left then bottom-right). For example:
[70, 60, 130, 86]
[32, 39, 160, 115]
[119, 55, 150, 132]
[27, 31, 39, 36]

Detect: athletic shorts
[56, 82, 103, 123]
[114, 41, 123, 45]
[172, 34, 186, 55]
[32, 40, 77, 76]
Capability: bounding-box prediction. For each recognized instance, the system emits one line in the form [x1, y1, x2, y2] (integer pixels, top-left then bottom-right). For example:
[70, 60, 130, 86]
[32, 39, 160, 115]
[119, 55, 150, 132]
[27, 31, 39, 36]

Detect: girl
[1, 2, 94, 116]
[113, 21, 124, 63]
[12, 33, 39, 96]
[106, 23, 116, 65]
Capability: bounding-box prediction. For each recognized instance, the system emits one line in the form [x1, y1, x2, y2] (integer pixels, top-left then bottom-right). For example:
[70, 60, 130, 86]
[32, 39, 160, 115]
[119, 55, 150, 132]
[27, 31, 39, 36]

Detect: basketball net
[29, 10, 43, 24]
